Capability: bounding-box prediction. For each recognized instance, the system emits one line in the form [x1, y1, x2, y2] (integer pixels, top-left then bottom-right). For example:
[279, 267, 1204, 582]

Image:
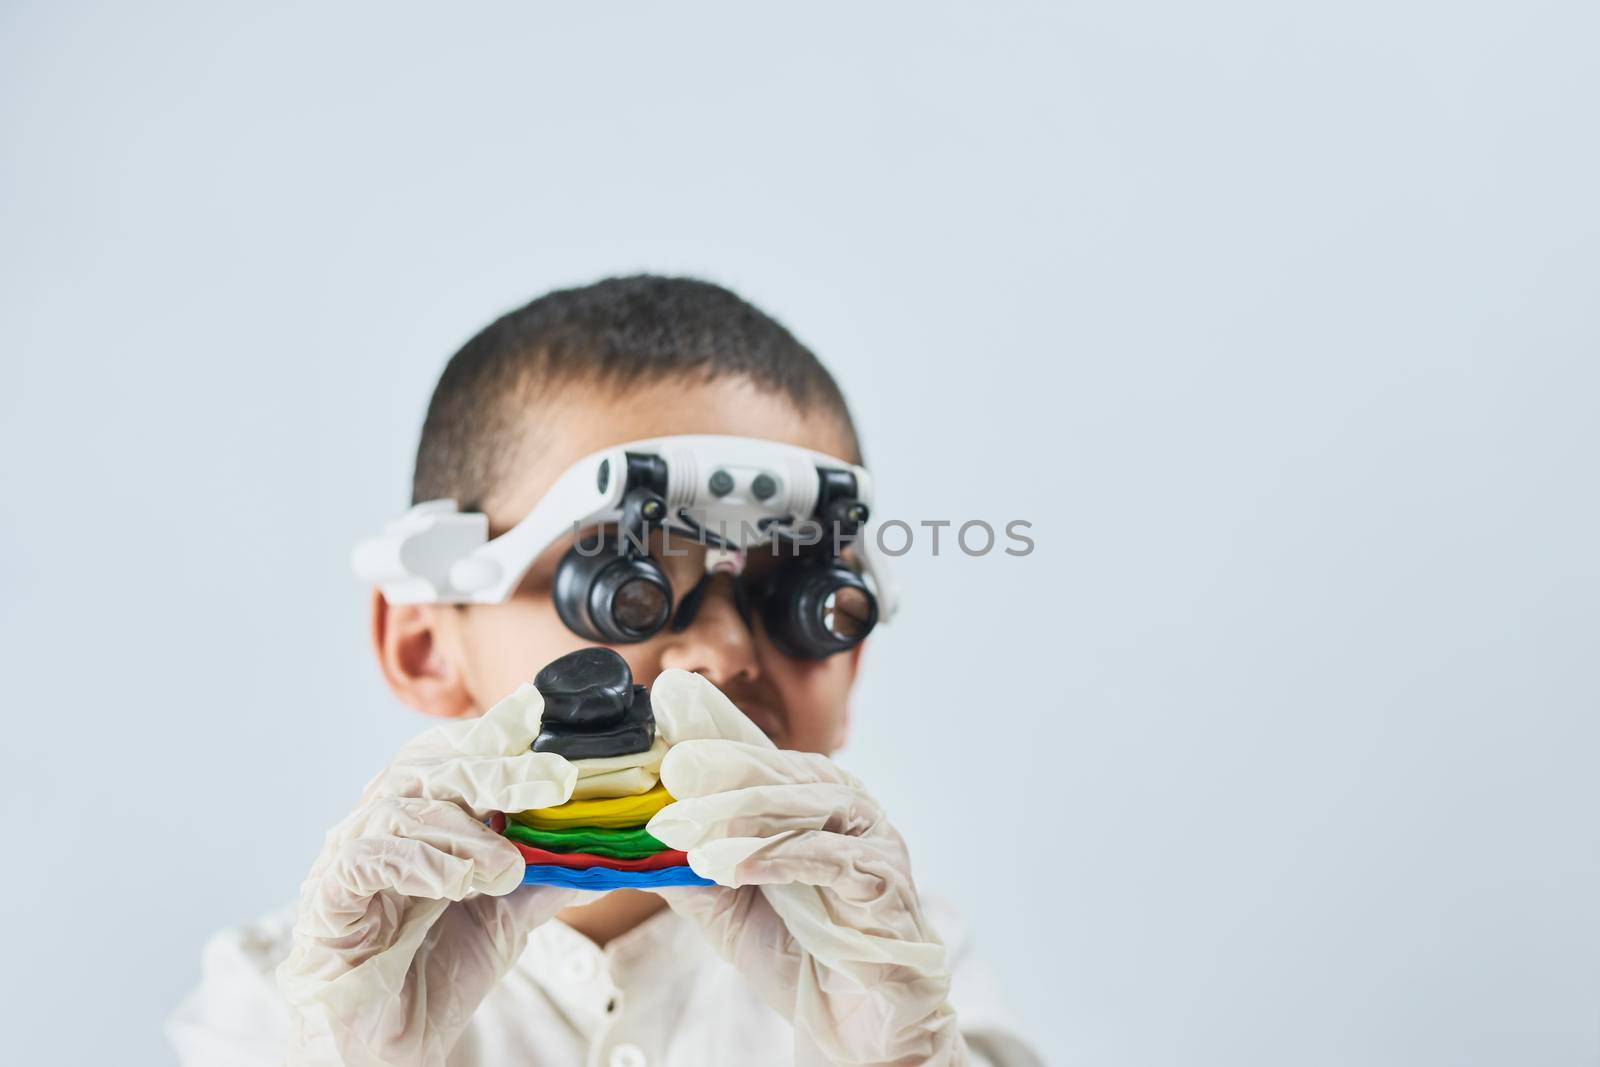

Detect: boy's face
[385, 376, 864, 756]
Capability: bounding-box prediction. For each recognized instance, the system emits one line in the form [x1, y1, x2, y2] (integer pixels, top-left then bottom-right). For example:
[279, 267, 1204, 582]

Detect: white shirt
[168, 897, 1042, 1067]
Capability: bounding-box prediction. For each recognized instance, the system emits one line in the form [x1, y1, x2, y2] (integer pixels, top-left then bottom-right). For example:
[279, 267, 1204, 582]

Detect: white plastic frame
[352, 434, 899, 620]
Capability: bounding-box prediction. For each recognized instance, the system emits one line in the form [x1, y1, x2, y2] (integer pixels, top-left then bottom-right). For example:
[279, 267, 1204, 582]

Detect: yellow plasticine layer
[509, 783, 676, 830]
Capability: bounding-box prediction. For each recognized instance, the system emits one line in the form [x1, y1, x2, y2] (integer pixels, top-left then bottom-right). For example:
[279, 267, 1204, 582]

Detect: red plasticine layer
[508, 840, 691, 872]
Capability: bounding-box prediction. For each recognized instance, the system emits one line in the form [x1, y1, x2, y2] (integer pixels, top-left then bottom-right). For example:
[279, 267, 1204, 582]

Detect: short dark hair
[411, 275, 860, 511]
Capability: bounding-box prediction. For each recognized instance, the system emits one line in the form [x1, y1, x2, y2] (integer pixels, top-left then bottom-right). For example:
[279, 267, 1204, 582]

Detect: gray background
[3, 2, 1596, 1064]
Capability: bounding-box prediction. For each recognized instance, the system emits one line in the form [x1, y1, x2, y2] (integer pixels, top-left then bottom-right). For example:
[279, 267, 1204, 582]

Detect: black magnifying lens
[553, 529, 673, 643]
[758, 560, 878, 660]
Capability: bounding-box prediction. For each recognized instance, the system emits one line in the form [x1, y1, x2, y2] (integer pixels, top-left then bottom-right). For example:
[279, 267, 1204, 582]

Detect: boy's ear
[369, 590, 477, 719]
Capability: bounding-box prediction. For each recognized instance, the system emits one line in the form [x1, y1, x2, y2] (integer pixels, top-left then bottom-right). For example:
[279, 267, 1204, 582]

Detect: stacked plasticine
[499, 783, 709, 889]
[498, 649, 712, 890]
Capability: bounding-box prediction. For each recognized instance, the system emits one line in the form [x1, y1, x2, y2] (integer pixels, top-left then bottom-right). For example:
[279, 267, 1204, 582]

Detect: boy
[169, 276, 1040, 1066]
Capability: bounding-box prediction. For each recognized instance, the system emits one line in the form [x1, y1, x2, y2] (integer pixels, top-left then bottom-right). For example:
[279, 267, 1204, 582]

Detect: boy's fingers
[689, 831, 901, 901]
[684, 830, 818, 888]
[651, 670, 775, 749]
[448, 683, 548, 755]
[302, 800, 531, 938]
[334, 837, 482, 899]
[685, 837, 946, 972]
[659, 739, 857, 798]
[306, 836, 506, 940]
[389, 751, 576, 814]
[354, 796, 525, 876]
[647, 782, 879, 851]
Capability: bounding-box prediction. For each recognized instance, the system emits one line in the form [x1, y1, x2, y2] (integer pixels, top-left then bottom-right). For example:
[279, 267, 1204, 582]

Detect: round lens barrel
[761, 563, 878, 660]
[554, 536, 673, 644]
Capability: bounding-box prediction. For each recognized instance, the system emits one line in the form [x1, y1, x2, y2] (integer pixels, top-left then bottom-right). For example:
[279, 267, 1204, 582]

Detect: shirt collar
[518, 901, 705, 989]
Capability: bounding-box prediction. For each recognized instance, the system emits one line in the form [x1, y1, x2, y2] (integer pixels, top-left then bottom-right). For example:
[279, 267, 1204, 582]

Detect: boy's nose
[656, 580, 760, 689]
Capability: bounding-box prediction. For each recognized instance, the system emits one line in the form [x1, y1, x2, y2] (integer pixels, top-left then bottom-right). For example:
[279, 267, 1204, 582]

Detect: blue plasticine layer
[521, 864, 714, 890]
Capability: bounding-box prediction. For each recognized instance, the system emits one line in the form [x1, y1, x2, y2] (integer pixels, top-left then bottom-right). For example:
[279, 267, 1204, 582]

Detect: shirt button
[609, 1043, 647, 1067]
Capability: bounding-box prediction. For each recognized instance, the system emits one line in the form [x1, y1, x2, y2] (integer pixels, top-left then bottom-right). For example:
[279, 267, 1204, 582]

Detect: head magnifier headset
[353, 435, 898, 661]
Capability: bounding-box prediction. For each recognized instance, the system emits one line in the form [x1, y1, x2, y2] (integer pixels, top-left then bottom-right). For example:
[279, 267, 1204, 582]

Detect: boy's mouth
[727, 697, 784, 744]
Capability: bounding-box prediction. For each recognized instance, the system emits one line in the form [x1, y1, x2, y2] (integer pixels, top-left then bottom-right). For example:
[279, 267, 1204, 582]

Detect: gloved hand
[645, 670, 967, 1067]
[277, 684, 578, 1067]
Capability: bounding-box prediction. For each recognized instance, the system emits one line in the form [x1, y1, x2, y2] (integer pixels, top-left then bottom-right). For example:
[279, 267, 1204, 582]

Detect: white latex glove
[277, 684, 579, 1066]
[646, 670, 967, 1067]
